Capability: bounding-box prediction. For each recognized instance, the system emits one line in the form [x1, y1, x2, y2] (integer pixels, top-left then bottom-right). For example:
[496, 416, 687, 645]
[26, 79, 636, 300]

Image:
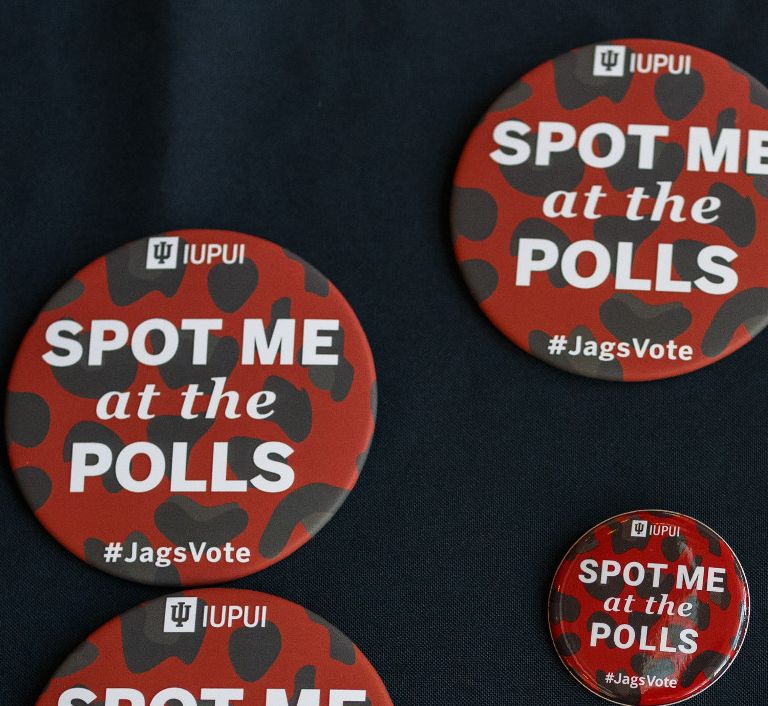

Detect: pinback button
[37, 588, 394, 706]
[452, 39, 768, 381]
[6, 230, 377, 585]
[549, 510, 749, 705]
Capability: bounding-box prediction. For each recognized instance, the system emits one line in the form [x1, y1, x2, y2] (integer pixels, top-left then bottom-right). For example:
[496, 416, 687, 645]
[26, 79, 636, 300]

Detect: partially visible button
[36, 588, 394, 705]
[452, 39, 768, 380]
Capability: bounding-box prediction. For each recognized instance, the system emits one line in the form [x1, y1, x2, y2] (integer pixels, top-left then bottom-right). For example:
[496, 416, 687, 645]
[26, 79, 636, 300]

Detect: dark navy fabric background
[1, 1, 766, 703]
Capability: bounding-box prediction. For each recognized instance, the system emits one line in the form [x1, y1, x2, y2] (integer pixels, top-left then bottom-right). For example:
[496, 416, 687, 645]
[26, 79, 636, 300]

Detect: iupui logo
[629, 517, 680, 538]
[593, 44, 692, 77]
[146, 235, 246, 270]
[163, 597, 269, 633]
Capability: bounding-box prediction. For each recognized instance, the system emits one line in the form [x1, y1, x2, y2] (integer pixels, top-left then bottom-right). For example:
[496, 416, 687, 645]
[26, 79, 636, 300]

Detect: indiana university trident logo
[153, 239, 174, 265]
[171, 601, 191, 628]
[631, 519, 649, 538]
[593, 45, 627, 77]
[163, 597, 198, 633]
[600, 49, 620, 71]
[146, 235, 180, 270]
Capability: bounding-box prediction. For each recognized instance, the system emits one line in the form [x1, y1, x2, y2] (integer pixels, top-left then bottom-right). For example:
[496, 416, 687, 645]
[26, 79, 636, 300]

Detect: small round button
[549, 510, 749, 704]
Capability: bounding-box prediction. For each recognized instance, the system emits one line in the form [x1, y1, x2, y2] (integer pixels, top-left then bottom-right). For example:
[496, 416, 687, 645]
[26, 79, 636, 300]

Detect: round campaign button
[549, 510, 749, 705]
[36, 588, 394, 706]
[452, 39, 768, 380]
[6, 230, 377, 585]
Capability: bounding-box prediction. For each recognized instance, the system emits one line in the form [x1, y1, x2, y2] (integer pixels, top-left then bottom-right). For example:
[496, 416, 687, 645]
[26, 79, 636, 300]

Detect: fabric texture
[1, 1, 766, 704]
